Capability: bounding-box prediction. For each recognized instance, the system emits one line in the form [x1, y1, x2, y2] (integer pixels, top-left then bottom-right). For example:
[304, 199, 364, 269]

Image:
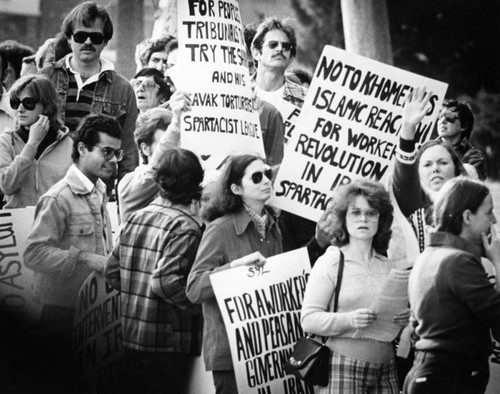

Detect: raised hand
[401, 87, 434, 140]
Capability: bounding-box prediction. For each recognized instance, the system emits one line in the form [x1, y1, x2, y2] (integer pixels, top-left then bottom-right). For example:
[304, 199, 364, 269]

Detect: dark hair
[434, 177, 490, 235]
[244, 23, 258, 51]
[329, 179, 393, 255]
[416, 139, 468, 178]
[0, 40, 35, 79]
[216, 154, 264, 215]
[286, 68, 312, 86]
[134, 107, 173, 164]
[8, 74, 63, 132]
[154, 148, 204, 204]
[143, 35, 176, 65]
[441, 99, 474, 140]
[165, 38, 178, 56]
[62, 1, 113, 42]
[133, 67, 171, 102]
[72, 114, 122, 161]
[251, 17, 297, 58]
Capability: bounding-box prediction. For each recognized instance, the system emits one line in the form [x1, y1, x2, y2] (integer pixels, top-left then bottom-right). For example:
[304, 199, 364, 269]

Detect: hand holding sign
[230, 251, 266, 268]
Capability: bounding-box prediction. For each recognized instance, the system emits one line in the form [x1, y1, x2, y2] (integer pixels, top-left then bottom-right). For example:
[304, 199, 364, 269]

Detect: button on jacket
[24, 165, 113, 308]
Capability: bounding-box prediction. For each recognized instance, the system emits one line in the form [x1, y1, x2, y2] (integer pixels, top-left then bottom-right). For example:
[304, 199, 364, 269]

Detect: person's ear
[230, 183, 243, 196]
[140, 142, 151, 157]
[462, 209, 473, 226]
[77, 141, 88, 157]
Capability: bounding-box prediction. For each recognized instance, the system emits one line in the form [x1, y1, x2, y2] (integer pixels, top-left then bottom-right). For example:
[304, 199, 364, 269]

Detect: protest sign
[73, 272, 125, 394]
[272, 45, 448, 222]
[210, 247, 313, 394]
[176, 0, 265, 157]
[269, 99, 301, 146]
[0, 207, 41, 322]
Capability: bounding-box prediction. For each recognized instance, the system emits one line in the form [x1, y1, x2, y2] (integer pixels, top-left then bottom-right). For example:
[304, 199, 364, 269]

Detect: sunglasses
[93, 146, 124, 162]
[251, 168, 273, 184]
[10, 97, 38, 111]
[440, 114, 459, 124]
[265, 41, 293, 52]
[132, 79, 159, 91]
[73, 31, 105, 45]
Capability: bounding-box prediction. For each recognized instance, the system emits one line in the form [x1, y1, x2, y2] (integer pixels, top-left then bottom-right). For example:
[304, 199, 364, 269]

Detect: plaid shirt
[104, 197, 203, 353]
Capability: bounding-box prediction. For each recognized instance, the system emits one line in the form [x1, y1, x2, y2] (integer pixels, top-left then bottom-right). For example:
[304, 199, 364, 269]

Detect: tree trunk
[116, 0, 144, 79]
[340, 0, 393, 64]
[151, 0, 177, 38]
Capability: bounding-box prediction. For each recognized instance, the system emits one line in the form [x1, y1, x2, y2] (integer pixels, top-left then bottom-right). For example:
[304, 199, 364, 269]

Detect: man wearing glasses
[250, 17, 307, 109]
[40, 1, 138, 184]
[436, 99, 487, 180]
[24, 113, 122, 392]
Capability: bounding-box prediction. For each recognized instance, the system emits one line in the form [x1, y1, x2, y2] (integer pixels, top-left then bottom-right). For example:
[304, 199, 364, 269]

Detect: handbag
[284, 250, 345, 387]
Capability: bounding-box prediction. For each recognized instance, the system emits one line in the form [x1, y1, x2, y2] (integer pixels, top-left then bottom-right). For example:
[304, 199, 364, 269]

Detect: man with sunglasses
[251, 17, 307, 109]
[23, 113, 122, 392]
[40, 1, 138, 187]
[251, 18, 321, 254]
[436, 99, 487, 180]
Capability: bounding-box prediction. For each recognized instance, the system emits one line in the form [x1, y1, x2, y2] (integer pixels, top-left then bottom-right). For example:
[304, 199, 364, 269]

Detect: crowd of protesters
[0, 2, 499, 394]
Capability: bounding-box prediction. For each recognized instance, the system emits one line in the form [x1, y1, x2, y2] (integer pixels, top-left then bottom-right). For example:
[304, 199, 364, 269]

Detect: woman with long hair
[186, 154, 282, 393]
[301, 179, 410, 393]
[0, 74, 72, 208]
[404, 177, 500, 394]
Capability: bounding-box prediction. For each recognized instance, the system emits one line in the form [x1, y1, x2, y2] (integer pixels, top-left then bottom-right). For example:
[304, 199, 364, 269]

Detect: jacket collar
[428, 231, 482, 260]
[65, 165, 106, 196]
[57, 55, 114, 84]
[232, 206, 278, 236]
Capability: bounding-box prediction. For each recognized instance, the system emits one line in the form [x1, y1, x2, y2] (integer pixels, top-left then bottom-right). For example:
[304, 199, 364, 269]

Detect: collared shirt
[65, 55, 115, 100]
[40, 56, 139, 180]
[104, 197, 203, 354]
[409, 231, 500, 359]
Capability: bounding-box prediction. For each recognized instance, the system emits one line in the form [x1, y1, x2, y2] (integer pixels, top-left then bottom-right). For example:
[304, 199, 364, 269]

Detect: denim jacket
[24, 165, 113, 308]
[40, 57, 139, 179]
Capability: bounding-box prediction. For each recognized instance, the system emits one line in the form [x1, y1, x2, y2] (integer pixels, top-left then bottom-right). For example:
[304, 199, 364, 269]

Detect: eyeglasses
[73, 31, 105, 45]
[93, 146, 124, 162]
[250, 168, 273, 184]
[348, 208, 380, 221]
[132, 79, 159, 91]
[10, 97, 38, 111]
[264, 41, 293, 52]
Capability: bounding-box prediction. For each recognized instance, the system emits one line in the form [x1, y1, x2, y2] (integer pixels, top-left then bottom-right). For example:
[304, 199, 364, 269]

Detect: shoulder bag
[284, 250, 345, 387]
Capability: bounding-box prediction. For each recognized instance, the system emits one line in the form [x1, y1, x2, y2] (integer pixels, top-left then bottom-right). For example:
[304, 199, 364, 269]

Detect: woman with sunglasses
[404, 177, 500, 394]
[0, 74, 72, 208]
[186, 154, 281, 393]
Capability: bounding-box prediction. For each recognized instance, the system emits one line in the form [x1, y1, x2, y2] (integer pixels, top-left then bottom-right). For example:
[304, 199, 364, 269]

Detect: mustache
[81, 45, 96, 52]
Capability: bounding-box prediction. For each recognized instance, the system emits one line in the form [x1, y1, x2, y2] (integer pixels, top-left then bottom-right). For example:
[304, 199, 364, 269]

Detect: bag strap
[332, 249, 344, 313]
[317, 249, 344, 344]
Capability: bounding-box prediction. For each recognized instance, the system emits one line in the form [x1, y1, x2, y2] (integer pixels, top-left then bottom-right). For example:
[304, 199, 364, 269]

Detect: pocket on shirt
[68, 221, 94, 236]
